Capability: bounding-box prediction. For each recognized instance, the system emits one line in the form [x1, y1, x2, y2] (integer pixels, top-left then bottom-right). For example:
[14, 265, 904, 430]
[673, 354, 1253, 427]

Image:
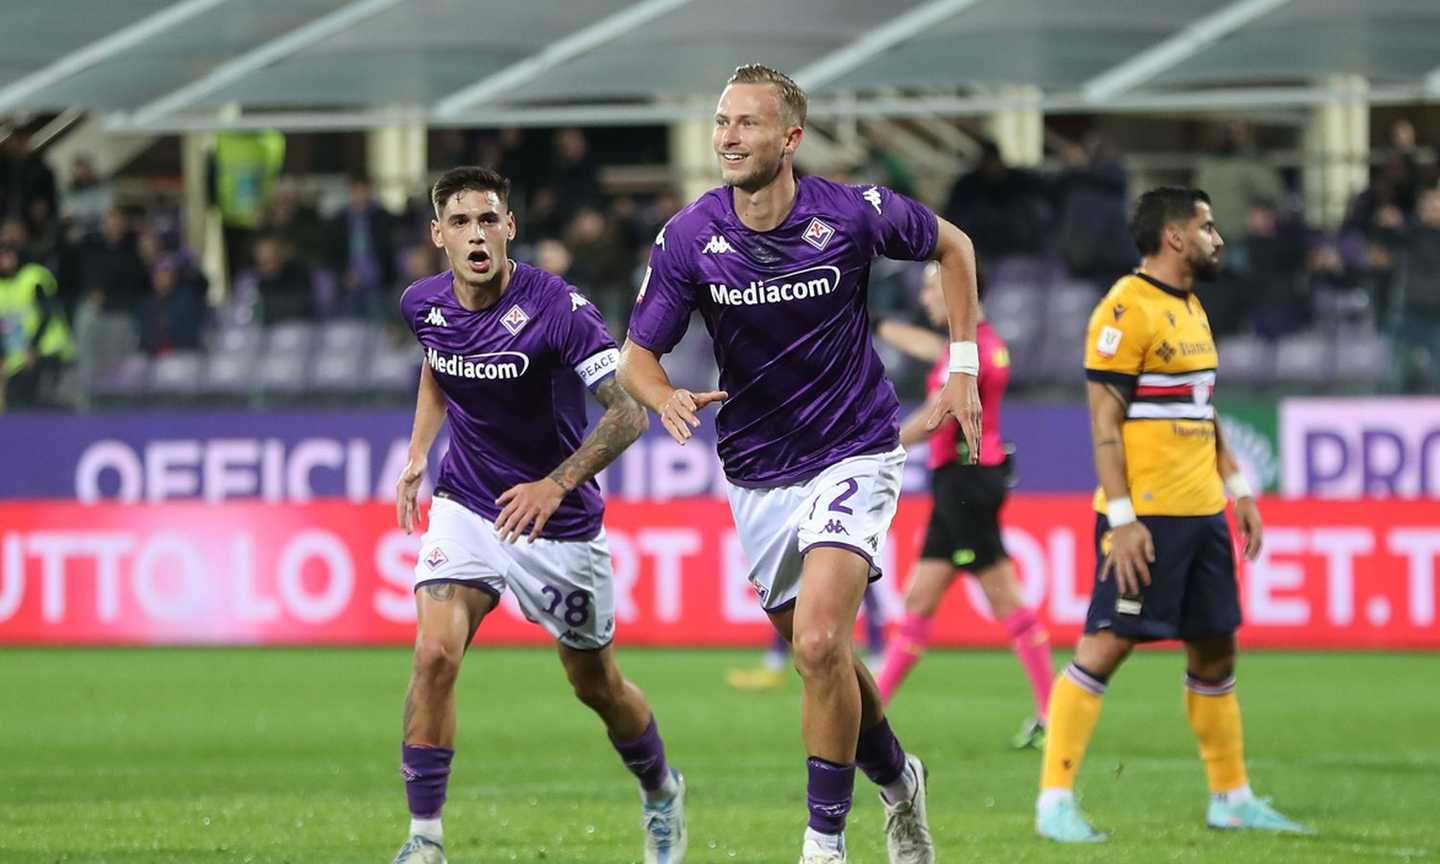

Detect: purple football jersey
[401, 262, 619, 539]
[628, 175, 938, 487]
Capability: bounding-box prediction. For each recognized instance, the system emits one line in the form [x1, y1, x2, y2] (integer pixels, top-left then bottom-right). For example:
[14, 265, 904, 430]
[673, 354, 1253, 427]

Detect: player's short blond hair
[727, 64, 807, 129]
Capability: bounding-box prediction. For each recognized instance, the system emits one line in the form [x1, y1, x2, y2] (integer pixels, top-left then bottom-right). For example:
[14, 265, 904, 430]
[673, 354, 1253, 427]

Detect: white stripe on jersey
[1136, 369, 1217, 387]
[1128, 402, 1216, 421]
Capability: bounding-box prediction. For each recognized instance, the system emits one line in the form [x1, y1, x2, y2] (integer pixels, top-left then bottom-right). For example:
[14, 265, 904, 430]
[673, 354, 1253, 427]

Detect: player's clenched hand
[1100, 521, 1155, 597]
[494, 478, 566, 544]
[926, 374, 982, 463]
[395, 454, 427, 534]
[1234, 497, 1264, 561]
[658, 388, 728, 445]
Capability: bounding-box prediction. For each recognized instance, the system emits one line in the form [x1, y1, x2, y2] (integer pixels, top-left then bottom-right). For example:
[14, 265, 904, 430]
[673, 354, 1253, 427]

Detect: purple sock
[610, 716, 671, 792]
[400, 744, 454, 819]
[806, 757, 856, 834]
[855, 717, 906, 787]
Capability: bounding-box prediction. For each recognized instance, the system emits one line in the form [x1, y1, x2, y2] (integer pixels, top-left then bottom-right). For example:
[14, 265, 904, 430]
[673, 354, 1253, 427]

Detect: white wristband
[1107, 496, 1137, 527]
[949, 340, 979, 376]
[1225, 472, 1254, 500]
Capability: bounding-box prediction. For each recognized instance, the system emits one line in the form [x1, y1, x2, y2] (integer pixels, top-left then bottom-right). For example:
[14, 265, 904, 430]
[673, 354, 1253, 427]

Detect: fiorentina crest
[501, 304, 529, 335]
[802, 217, 835, 250]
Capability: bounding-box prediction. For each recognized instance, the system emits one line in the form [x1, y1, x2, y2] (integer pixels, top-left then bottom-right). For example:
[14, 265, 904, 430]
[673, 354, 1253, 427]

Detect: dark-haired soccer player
[390, 166, 686, 864]
[1036, 187, 1309, 842]
[620, 64, 983, 864]
[873, 262, 1054, 749]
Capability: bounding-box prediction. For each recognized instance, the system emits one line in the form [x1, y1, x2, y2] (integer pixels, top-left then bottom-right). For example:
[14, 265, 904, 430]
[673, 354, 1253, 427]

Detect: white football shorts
[414, 495, 616, 650]
[725, 446, 905, 612]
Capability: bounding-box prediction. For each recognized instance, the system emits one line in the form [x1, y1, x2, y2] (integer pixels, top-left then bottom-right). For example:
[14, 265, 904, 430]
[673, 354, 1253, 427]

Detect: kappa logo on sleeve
[1096, 325, 1123, 358]
[569, 292, 591, 311]
[862, 186, 883, 215]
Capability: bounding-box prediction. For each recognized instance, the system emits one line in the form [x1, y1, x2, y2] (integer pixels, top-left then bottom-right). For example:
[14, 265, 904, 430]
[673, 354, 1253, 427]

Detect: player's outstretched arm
[1088, 380, 1154, 595]
[397, 362, 445, 534]
[924, 217, 983, 463]
[618, 339, 727, 446]
[1214, 411, 1263, 560]
[493, 376, 648, 544]
[898, 395, 942, 448]
[875, 319, 946, 363]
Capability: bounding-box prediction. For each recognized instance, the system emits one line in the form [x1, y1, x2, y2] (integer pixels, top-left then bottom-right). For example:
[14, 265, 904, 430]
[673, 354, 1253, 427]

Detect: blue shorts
[1084, 512, 1241, 643]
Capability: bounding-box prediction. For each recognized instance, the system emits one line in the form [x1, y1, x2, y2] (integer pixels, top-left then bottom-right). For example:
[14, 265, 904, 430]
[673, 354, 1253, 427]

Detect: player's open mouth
[721, 152, 747, 165]
[467, 250, 491, 271]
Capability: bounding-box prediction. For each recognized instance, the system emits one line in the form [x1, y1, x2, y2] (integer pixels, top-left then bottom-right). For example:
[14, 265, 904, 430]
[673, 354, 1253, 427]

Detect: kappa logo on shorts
[560, 630, 586, 642]
[424, 547, 449, 570]
[822, 519, 848, 535]
[867, 534, 880, 552]
[1116, 595, 1143, 616]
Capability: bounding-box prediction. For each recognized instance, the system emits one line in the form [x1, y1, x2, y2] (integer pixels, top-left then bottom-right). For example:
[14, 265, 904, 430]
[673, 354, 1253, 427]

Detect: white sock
[1213, 784, 1254, 805]
[880, 760, 918, 806]
[803, 827, 844, 853]
[410, 817, 443, 843]
[643, 771, 679, 806]
[1036, 787, 1074, 812]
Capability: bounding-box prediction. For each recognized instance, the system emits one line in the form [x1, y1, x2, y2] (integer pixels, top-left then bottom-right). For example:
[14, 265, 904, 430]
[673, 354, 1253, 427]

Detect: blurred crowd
[1, 119, 1437, 413]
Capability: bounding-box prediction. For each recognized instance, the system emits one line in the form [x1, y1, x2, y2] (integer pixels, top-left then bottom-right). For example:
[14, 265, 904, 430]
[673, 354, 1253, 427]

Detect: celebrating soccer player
[872, 262, 1054, 749]
[619, 64, 982, 864]
[390, 167, 686, 864]
[1035, 187, 1310, 842]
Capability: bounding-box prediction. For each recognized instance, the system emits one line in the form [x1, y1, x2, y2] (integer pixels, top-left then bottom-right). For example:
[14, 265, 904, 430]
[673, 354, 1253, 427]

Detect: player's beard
[1192, 252, 1220, 282]
[728, 148, 785, 193]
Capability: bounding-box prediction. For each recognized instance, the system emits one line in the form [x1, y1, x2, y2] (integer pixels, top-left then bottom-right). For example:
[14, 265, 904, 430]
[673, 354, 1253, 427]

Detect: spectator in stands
[525, 185, 566, 240]
[1393, 188, 1440, 392]
[0, 241, 73, 410]
[63, 154, 113, 234]
[1053, 136, 1134, 281]
[550, 128, 601, 214]
[326, 176, 396, 320]
[0, 130, 58, 227]
[243, 234, 315, 325]
[535, 237, 574, 281]
[213, 129, 285, 276]
[1193, 122, 1282, 242]
[563, 207, 629, 321]
[1304, 240, 1370, 331]
[80, 208, 150, 319]
[1243, 199, 1311, 339]
[261, 176, 325, 267]
[138, 256, 204, 356]
[942, 138, 1050, 260]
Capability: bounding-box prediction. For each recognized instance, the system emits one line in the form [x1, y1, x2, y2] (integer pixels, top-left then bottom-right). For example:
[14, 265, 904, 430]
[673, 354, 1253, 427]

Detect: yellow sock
[1040, 664, 1106, 791]
[1184, 674, 1248, 793]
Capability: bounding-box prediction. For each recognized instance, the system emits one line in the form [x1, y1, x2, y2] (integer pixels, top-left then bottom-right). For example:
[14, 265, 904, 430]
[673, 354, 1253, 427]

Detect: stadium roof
[2, 0, 1439, 133]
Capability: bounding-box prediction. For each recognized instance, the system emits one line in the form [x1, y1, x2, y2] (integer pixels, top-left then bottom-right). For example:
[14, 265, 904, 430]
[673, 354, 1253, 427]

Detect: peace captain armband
[948, 340, 979, 376]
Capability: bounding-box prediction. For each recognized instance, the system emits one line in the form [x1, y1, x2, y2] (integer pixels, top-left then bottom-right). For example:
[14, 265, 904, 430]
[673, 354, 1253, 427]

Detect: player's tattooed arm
[547, 376, 649, 493]
[1086, 379, 1132, 502]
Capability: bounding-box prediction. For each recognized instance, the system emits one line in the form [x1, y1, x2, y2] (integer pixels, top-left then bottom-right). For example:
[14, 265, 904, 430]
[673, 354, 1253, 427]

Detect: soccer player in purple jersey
[389, 167, 686, 864]
[619, 65, 983, 864]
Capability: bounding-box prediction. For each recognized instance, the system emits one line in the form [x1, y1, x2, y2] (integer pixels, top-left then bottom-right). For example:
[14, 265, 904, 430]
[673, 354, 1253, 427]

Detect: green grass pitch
[1, 647, 1435, 863]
